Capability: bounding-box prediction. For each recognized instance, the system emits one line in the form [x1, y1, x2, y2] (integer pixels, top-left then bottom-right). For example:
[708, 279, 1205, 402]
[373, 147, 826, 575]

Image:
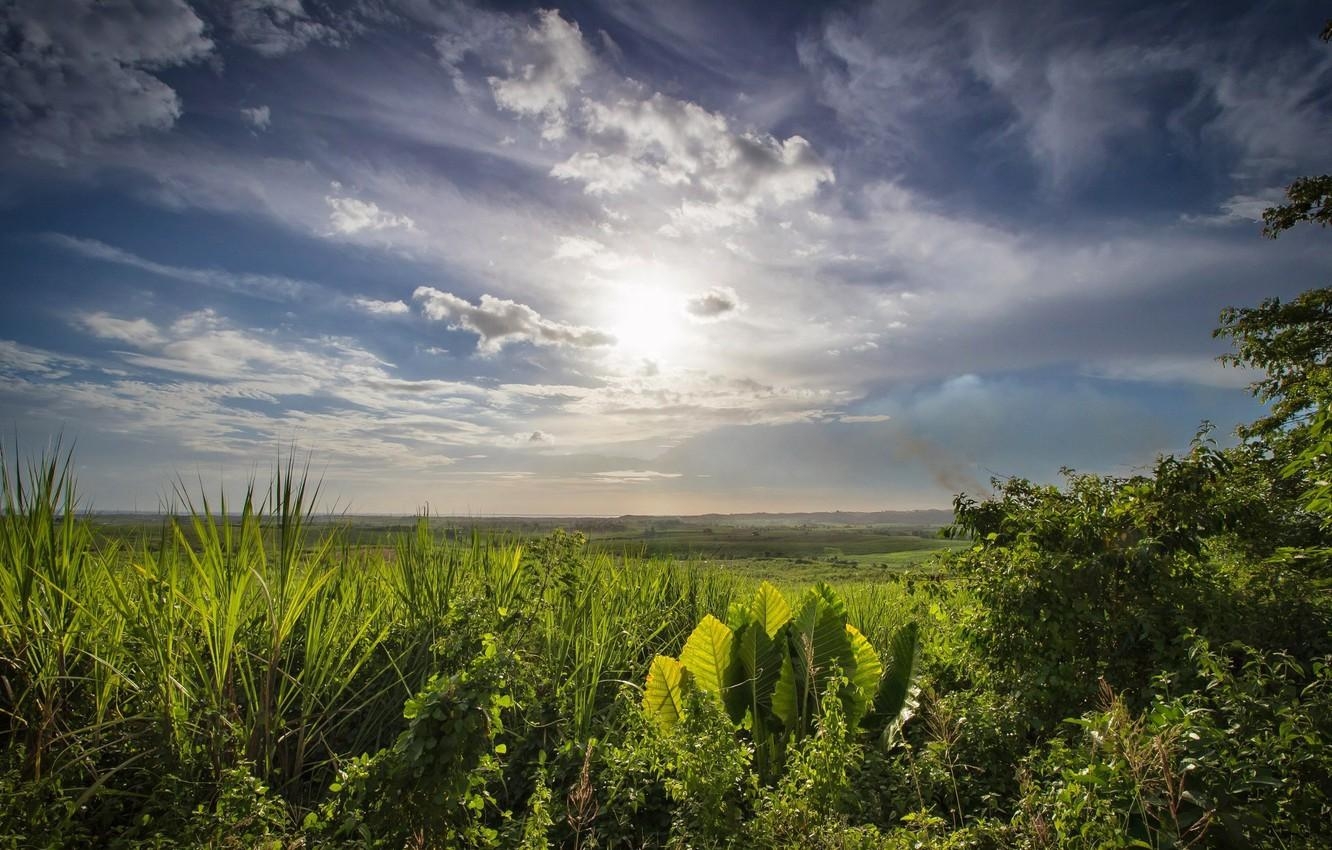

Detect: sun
[603, 276, 688, 363]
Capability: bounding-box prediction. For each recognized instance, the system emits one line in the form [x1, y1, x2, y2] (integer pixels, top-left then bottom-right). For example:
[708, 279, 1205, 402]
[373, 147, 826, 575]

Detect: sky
[1, 0, 1330, 515]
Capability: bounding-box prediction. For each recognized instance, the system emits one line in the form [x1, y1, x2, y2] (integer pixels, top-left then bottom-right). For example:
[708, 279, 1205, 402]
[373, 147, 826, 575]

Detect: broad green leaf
[726, 600, 754, 632]
[790, 588, 853, 687]
[844, 623, 882, 728]
[643, 655, 684, 729]
[771, 652, 798, 730]
[878, 622, 921, 749]
[751, 581, 791, 640]
[679, 614, 734, 703]
[734, 620, 784, 723]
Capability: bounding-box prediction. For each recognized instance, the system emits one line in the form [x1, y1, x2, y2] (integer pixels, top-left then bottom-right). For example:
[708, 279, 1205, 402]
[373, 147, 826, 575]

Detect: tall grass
[0, 450, 773, 826]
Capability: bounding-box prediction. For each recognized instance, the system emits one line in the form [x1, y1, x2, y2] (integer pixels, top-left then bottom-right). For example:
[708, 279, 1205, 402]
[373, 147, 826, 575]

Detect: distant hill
[90, 508, 958, 531]
[618, 509, 955, 528]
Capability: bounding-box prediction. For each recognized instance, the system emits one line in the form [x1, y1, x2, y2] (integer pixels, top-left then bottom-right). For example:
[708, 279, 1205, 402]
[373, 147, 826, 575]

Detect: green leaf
[751, 581, 792, 640]
[844, 623, 882, 728]
[643, 655, 685, 729]
[734, 619, 784, 723]
[679, 614, 735, 704]
[878, 622, 921, 749]
[771, 652, 798, 730]
[789, 585, 853, 722]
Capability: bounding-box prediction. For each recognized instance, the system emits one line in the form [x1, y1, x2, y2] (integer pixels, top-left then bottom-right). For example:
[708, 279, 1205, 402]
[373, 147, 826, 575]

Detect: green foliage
[1017, 638, 1332, 850]
[661, 684, 758, 847]
[1262, 174, 1332, 238]
[745, 678, 866, 847]
[1169, 638, 1332, 847]
[949, 446, 1236, 727]
[309, 633, 520, 847]
[1215, 287, 1332, 439]
[11, 272, 1332, 850]
[679, 614, 736, 705]
[1019, 683, 1213, 849]
[876, 621, 921, 750]
[645, 581, 919, 784]
[182, 764, 296, 849]
[644, 655, 686, 729]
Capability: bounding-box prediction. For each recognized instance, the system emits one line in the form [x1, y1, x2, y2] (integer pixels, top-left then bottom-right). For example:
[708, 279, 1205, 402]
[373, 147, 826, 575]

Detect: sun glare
[604, 274, 689, 362]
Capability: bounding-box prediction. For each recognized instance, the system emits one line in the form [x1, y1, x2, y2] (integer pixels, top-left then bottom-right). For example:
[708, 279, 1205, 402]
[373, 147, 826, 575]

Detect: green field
[89, 510, 966, 584]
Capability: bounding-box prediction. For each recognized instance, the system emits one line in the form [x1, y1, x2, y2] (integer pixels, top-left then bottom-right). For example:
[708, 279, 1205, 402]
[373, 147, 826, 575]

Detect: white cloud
[488, 9, 593, 140]
[556, 93, 834, 223]
[45, 233, 311, 300]
[550, 151, 645, 195]
[463, 13, 837, 230]
[491, 369, 851, 448]
[77, 313, 165, 347]
[413, 286, 615, 354]
[0, 339, 92, 380]
[1182, 189, 1286, 227]
[429, 2, 524, 96]
[1, 0, 213, 161]
[326, 194, 417, 235]
[800, 1, 1332, 189]
[685, 286, 742, 320]
[1203, 45, 1332, 176]
[350, 297, 410, 316]
[553, 235, 606, 260]
[240, 105, 272, 130]
[971, 42, 1167, 186]
[5, 309, 542, 483]
[664, 199, 755, 235]
[1084, 355, 1261, 389]
[587, 469, 682, 483]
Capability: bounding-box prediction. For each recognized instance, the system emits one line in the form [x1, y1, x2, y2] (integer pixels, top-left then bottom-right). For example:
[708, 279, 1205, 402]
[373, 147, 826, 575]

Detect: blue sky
[1, 0, 1330, 514]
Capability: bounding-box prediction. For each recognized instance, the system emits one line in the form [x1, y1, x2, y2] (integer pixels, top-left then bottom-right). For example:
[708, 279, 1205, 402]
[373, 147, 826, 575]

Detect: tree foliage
[1214, 288, 1332, 437]
[1261, 174, 1332, 239]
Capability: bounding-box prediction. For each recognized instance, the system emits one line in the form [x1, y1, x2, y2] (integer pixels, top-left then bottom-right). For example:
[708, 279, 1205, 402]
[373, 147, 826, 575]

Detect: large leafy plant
[643, 581, 919, 781]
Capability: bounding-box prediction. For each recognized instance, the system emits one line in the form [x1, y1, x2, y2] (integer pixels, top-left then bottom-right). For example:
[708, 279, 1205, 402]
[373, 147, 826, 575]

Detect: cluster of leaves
[947, 443, 1237, 728]
[1017, 638, 1332, 849]
[643, 581, 918, 783]
[600, 670, 901, 850]
[302, 632, 523, 847]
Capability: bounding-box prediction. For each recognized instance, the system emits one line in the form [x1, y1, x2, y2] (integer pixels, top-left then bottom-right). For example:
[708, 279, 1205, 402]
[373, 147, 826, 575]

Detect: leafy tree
[1262, 174, 1332, 238]
[948, 443, 1235, 729]
[1214, 288, 1332, 438]
[1213, 20, 1332, 536]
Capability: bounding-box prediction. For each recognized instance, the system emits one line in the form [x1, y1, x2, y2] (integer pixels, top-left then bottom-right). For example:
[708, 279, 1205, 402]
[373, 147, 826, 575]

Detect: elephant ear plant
[644, 581, 920, 782]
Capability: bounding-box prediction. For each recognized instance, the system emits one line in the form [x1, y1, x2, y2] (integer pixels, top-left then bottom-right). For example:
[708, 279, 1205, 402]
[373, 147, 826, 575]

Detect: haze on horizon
[2, 0, 1331, 515]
